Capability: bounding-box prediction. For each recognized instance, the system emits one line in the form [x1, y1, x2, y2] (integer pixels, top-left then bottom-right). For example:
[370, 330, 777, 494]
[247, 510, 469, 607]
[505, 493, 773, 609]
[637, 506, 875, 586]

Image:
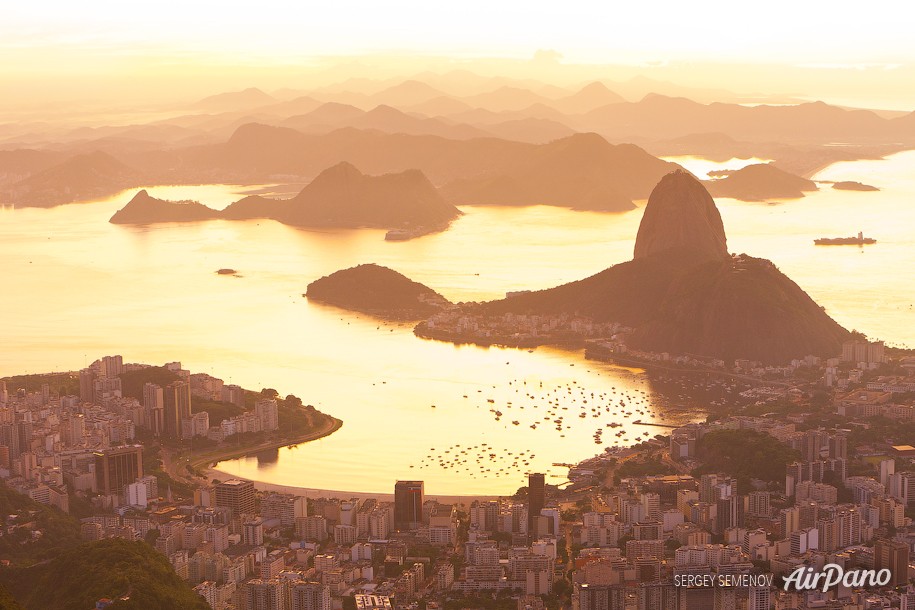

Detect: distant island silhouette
[705, 163, 818, 200]
[110, 190, 221, 223]
[110, 163, 461, 237]
[832, 181, 879, 191]
[440, 133, 674, 211]
[3, 78, 913, 213]
[315, 171, 853, 364]
[305, 263, 452, 320]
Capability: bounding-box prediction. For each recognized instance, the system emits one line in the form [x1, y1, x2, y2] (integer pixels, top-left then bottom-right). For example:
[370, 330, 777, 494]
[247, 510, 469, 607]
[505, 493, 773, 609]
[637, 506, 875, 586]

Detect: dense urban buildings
[1, 349, 913, 609]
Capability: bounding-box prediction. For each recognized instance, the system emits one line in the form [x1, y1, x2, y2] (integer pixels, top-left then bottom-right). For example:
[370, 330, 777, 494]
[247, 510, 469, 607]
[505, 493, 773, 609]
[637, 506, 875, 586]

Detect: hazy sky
[3, 1, 915, 112]
[6, 1, 914, 63]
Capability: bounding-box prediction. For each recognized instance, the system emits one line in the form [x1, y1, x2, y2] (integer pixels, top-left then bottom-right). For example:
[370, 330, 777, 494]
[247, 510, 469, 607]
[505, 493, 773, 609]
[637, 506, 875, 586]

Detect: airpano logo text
[783, 564, 891, 591]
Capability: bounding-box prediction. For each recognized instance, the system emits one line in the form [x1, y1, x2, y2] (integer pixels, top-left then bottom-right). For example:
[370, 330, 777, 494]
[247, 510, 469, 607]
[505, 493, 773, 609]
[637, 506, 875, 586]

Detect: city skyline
[2, 2, 914, 607]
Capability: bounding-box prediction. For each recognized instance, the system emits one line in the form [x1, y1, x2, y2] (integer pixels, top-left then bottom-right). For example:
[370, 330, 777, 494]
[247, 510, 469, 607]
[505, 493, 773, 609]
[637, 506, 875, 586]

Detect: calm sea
[2, 152, 913, 494]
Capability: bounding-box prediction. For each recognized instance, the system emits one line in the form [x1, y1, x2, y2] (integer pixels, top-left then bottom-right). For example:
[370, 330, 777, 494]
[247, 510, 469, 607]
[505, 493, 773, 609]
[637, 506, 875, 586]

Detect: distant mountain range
[281, 103, 493, 140]
[2, 75, 911, 211]
[3, 151, 143, 207]
[192, 87, 277, 112]
[234, 81, 915, 146]
[3, 128, 687, 210]
[441, 133, 676, 211]
[184, 128, 680, 211]
[572, 96, 915, 144]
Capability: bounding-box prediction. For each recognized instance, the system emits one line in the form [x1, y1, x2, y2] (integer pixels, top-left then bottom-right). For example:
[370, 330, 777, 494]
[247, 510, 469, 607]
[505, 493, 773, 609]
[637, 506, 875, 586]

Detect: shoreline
[183, 415, 344, 478]
[803, 159, 850, 180]
[194, 417, 503, 502]
[206, 472, 502, 504]
[414, 324, 588, 350]
[583, 347, 794, 387]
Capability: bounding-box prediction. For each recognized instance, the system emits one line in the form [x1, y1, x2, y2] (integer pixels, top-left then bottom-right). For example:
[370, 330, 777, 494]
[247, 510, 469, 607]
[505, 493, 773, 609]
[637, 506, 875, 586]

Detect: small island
[216, 268, 237, 275]
[705, 163, 817, 201]
[832, 180, 879, 191]
[109, 162, 462, 237]
[110, 190, 221, 224]
[305, 263, 452, 320]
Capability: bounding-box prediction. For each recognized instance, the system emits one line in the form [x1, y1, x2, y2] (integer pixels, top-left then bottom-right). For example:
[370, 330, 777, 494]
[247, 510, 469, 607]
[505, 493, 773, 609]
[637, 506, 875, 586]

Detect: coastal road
[161, 447, 194, 485]
[161, 415, 343, 487]
[195, 415, 343, 476]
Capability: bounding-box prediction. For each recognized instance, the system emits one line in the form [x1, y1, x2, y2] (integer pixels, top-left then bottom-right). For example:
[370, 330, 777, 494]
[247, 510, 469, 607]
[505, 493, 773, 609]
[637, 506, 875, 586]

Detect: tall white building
[640, 492, 661, 520]
[101, 355, 124, 378]
[879, 458, 895, 487]
[143, 382, 164, 435]
[255, 399, 279, 432]
[747, 585, 771, 610]
[262, 494, 307, 526]
[292, 582, 331, 610]
[242, 579, 283, 610]
[126, 481, 148, 507]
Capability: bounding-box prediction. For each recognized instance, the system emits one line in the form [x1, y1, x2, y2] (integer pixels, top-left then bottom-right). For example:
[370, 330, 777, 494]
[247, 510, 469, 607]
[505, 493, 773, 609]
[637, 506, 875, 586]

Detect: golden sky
[6, 1, 914, 63]
[3, 1, 915, 112]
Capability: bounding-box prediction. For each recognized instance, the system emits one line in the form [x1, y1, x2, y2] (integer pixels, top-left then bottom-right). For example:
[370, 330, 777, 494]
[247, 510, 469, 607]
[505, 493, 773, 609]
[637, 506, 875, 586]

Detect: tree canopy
[2, 539, 209, 610]
[694, 429, 800, 485]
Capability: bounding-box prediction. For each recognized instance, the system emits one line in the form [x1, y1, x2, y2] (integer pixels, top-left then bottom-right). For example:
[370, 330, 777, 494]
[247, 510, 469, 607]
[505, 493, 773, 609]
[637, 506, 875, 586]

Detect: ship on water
[814, 231, 876, 246]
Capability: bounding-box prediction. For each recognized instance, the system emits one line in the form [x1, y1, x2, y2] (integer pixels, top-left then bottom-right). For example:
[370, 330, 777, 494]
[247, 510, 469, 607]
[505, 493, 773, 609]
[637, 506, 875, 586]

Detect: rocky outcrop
[633, 170, 729, 261]
[460, 170, 851, 363]
[626, 254, 850, 362]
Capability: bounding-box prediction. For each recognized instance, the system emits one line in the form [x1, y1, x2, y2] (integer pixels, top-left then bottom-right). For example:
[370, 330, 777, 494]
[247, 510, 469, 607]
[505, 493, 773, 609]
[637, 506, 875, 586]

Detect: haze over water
[2, 151, 913, 494]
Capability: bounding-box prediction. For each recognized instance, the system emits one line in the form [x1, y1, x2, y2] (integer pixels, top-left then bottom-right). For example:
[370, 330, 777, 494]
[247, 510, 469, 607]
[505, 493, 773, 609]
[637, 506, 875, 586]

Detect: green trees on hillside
[694, 429, 800, 486]
[3, 539, 209, 610]
[0, 481, 81, 565]
[0, 484, 207, 609]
